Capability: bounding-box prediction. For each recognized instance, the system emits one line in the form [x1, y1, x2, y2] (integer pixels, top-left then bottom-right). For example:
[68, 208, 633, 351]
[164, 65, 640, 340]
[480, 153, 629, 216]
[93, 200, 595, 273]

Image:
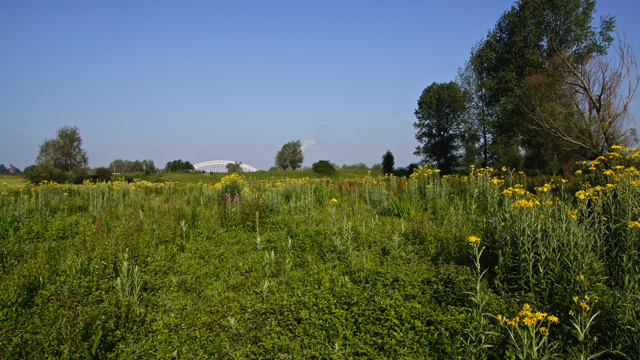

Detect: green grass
[0, 174, 26, 186]
[128, 168, 378, 184]
[0, 154, 639, 358]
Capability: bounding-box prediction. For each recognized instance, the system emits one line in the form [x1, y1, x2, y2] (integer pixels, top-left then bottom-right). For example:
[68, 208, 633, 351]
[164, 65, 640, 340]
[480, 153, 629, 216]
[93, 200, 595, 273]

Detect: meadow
[1, 148, 639, 359]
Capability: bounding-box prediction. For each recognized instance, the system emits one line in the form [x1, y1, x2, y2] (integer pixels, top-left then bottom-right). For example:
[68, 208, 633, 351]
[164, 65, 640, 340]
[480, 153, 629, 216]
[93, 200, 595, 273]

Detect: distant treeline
[109, 159, 156, 174]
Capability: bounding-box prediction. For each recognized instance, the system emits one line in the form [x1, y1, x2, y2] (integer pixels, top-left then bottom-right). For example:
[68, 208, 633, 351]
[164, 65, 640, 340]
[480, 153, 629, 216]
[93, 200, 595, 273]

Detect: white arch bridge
[193, 160, 259, 173]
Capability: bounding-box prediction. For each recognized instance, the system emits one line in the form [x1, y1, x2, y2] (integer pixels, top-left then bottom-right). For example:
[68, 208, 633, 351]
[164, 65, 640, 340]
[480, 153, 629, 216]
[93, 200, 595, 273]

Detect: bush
[95, 167, 112, 182]
[312, 160, 337, 176]
[24, 163, 75, 184]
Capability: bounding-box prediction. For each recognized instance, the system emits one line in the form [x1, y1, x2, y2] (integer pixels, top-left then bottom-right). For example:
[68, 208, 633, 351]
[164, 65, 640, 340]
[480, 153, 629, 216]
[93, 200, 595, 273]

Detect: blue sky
[2, 0, 639, 171]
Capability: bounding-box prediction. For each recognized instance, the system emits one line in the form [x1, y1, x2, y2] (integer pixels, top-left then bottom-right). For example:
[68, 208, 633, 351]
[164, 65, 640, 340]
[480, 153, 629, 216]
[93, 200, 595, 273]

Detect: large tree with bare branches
[523, 33, 639, 161]
[470, 0, 618, 172]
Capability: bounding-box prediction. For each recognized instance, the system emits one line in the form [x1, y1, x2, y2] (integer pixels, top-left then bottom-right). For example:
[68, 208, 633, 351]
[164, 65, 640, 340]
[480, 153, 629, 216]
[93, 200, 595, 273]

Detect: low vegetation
[0, 146, 638, 358]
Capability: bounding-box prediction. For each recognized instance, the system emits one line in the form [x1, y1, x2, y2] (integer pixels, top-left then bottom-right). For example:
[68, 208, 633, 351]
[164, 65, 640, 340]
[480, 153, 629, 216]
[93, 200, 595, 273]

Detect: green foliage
[468, 0, 616, 171]
[225, 161, 244, 173]
[22, 165, 36, 174]
[341, 162, 369, 170]
[36, 126, 88, 173]
[311, 160, 336, 176]
[414, 81, 467, 174]
[164, 159, 194, 173]
[24, 163, 76, 184]
[1, 151, 639, 358]
[0, 165, 21, 175]
[109, 159, 156, 174]
[95, 167, 112, 182]
[32, 126, 89, 183]
[456, 52, 495, 168]
[382, 150, 394, 173]
[275, 140, 304, 171]
[371, 163, 383, 171]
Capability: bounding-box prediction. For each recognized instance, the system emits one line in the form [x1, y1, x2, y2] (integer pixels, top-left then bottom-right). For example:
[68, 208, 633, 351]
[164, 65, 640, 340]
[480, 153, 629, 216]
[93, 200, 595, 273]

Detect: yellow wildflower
[580, 302, 590, 312]
[467, 236, 481, 244]
[628, 221, 640, 229]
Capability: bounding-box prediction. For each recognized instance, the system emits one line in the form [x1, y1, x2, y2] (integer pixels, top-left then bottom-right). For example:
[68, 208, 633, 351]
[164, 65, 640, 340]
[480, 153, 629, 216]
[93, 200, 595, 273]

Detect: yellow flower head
[467, 235, 481, 244]
[580, 302, 591, 312]
[330, 198, 338, 204]
[628, 221, 640, 230]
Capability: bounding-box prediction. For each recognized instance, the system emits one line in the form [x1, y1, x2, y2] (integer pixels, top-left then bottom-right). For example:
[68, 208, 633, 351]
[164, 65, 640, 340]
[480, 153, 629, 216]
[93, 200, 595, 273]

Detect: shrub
[312, 160, 337, 176]
[95, 167, 112, 182]
[24, 163, 75, 184]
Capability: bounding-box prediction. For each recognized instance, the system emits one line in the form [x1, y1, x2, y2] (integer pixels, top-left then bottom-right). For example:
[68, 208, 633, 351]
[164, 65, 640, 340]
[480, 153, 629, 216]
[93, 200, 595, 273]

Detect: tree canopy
[165, 160, 194, 173]
[110, 159, 156, 174]
[29, 126, 88, 183]
[381, 150, 395, 173]
[226, 162, 244, 173]
[36, 126, 88, 173]
[432, 0, 636, 175]
[414, 81, 467, 174]
[275, 140, 304, 171]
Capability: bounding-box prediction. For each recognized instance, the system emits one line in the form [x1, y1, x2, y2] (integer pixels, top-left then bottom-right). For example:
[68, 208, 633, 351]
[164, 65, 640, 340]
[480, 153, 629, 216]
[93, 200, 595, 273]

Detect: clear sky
[2, 0, 639, 171]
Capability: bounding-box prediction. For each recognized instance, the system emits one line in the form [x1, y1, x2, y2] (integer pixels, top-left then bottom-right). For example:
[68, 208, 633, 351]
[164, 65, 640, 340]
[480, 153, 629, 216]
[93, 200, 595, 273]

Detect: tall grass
[0, 147, 639, 358]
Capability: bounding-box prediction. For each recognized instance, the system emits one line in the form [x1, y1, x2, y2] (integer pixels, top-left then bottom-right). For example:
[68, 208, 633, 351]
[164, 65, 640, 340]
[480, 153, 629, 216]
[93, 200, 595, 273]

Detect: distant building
[9, 164, 17, 174]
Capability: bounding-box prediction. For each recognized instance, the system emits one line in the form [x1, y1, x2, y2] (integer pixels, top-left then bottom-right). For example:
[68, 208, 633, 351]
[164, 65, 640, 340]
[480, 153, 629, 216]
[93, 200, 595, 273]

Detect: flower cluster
[628, 221, 640, 229]
[497, 303, 559, 335]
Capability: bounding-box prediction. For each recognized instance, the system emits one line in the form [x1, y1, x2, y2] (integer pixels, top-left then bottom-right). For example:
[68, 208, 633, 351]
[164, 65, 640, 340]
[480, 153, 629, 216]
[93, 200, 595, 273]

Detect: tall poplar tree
[414, 81, 467, 174]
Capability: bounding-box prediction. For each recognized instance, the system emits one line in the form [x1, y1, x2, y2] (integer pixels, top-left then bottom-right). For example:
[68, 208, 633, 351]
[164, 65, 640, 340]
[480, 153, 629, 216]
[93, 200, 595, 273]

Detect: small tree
[312, 160, 337, 176]
[226, 161, 244, 173]
[382, 150, 394, 173]
[33, 126, 89, 183]
[275, 140, 304, 171]
[37, 126, 88, 173]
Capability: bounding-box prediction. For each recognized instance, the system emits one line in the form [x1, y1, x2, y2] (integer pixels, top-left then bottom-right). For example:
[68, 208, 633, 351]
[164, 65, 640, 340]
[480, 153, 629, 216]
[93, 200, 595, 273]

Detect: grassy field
[1, 148, 639, 358]
[0, 175, 26, 186]
[123, 168, 376, 184]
